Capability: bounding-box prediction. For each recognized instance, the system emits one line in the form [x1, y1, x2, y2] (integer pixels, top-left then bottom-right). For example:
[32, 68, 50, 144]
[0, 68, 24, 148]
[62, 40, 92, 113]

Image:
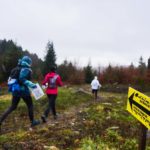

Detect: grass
[78, 91, 150, 150]
[0, 86, 92, 149]
[1, 86, 150, 149]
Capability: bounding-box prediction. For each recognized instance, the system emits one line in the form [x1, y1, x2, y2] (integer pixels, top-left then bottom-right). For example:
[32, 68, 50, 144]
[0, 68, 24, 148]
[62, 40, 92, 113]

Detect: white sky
[0, 0, 150, 67]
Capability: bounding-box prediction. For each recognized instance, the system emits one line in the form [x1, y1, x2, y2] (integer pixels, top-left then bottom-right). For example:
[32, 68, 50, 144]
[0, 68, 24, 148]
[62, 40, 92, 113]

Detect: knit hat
[21, 56, 32, 67]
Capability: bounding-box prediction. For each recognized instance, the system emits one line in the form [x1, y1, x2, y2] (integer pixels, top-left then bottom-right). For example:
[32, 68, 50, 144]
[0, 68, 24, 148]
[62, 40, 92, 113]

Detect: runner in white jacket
[91, 76, 101, 100]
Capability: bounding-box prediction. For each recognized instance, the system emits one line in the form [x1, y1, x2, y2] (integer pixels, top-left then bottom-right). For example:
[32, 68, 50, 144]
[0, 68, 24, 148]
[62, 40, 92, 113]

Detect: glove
[30, 83, 37, 89]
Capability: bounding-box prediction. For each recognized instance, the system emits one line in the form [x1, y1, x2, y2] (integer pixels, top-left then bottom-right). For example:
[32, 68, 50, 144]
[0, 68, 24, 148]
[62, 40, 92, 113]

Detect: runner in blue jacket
[0, 56, 40, 131]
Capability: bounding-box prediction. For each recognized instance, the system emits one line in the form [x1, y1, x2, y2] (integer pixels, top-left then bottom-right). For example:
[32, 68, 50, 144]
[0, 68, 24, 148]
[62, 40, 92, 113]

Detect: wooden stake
[139, 124, 147, 150]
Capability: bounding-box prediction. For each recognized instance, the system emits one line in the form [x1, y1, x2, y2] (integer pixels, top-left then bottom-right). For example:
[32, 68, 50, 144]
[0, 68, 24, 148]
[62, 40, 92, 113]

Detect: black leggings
[92, 89, 98, 99]
[44, 94, 57, 117]
[0, 95, 34, 124]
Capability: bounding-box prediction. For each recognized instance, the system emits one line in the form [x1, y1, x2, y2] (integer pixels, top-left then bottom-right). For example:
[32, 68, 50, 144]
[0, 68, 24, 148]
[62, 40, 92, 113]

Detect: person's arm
[56, 75, 63, 86]
[97, 81, 101, 88]
[19, 68, 36, 88]
[42, 74, 49, 85]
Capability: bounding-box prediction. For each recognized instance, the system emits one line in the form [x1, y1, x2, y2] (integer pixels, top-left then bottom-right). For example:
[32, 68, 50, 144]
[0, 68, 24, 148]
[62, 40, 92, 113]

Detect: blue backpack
[8, 66, 21, 92]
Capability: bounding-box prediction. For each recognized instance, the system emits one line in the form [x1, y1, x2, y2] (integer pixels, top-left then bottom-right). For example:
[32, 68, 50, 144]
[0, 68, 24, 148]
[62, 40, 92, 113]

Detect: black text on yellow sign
[127, 87, 150, 129]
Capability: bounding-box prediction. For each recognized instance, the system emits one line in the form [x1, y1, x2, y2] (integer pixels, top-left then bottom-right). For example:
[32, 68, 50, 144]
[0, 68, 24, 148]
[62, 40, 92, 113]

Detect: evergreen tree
[146, 57, 150, 84]
[0, 39, 44, 83]
[43, 41, 56, 75]
[57, 60, 69, 81]
[138, 56, 146, 75]
[148, 57, 150, 70]
[129, 62, 134, 70]
[84, 63, 94, 84]
[0, 39, 23, 81]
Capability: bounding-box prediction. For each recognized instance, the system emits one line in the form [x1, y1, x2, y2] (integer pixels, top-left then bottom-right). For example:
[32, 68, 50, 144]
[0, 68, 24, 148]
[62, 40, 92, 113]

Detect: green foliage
[0, 134, 10, 143]
[120, 139, 137, 150]
[57, 88, 92, 109]
[81, 137, 97, 150]
[105, 128, 121, 143]
[91, 134, 137, 150]
[84, 104, 105, 122]
[80, 137, 117, 150]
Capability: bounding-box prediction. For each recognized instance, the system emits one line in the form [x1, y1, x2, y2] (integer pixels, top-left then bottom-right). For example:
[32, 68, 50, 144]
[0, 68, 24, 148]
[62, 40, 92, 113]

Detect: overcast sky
[0, 0, 150, 67]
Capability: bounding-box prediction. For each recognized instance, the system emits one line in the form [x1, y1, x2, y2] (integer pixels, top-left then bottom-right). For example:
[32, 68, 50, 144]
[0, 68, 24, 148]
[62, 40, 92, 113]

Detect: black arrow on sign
[129, 93, 150, 116]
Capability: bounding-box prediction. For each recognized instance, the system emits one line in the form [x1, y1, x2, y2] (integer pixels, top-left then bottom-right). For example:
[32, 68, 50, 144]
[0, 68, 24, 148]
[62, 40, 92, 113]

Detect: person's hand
[42, 85, 46, 89]
[30, 84, 37, 89]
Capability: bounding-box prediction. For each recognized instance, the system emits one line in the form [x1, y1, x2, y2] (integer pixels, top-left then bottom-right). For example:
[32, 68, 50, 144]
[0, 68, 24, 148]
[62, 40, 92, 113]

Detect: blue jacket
[9, 56, 36, 96]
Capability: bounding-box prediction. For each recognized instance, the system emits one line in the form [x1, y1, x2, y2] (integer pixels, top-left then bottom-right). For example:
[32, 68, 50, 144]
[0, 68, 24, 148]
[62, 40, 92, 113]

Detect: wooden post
[139, 124, 147, 150]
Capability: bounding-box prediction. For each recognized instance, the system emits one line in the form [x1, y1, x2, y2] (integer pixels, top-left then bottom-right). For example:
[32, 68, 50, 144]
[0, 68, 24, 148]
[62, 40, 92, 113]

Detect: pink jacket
[42, 72, 63, 95]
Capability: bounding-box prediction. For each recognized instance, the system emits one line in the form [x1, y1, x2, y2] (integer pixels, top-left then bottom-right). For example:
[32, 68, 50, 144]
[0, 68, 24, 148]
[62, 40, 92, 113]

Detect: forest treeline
[0, 39, 150, 87]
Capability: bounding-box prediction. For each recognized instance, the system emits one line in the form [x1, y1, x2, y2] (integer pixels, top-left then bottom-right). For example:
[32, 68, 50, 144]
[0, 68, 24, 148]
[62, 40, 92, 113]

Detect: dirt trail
[42, 97, 103, 131]
[42, 99, 95, 127]
[1, 95, 103, 135]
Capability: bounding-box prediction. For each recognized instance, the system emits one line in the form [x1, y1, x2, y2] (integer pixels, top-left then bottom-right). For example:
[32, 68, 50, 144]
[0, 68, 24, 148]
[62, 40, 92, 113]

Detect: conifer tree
[43, 41, 56, 75]
[148, 57, 150, 70]
[84, 63, 94, 84]
[146, 57, 150, 83]
[138, 56, 146, 75]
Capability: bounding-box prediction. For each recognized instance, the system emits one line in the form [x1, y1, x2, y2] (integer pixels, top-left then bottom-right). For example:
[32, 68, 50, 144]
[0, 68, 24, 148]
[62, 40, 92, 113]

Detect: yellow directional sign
[127, 87, 150, 129]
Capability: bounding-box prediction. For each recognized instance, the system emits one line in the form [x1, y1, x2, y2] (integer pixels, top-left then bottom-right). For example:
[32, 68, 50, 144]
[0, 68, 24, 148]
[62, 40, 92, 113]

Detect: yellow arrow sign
[127, 87, 150, 129]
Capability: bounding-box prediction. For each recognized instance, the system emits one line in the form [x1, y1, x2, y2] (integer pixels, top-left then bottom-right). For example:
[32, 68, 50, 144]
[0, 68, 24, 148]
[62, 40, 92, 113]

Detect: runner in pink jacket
[42, 72, 63, 94]
[41, 66, 63, 122]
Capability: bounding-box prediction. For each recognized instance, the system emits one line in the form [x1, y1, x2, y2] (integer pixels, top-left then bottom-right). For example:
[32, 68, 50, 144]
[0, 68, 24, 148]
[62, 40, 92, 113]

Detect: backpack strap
[48, 74, 59, 88]
[53, 74, 58, 80]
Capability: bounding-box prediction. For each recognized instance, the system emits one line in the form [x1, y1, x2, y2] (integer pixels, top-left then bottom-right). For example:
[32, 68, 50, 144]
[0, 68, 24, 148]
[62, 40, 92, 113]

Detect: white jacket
[91, 79, 101, 90]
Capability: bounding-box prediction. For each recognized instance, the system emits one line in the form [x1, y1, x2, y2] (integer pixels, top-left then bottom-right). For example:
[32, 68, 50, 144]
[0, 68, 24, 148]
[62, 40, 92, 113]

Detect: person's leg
[92, 90, 96, 100]
[44, 94, 52, 118]
[42, 94, 57, 122]
[22, 95, 40, 127]
[41, 94, 51, 123]
[22, 95, 34, 122]
[0, 96, 20, 124]
[51, 95, 57, 118]
[92, 89, 95, 99]
[95, 90, 98, 100]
